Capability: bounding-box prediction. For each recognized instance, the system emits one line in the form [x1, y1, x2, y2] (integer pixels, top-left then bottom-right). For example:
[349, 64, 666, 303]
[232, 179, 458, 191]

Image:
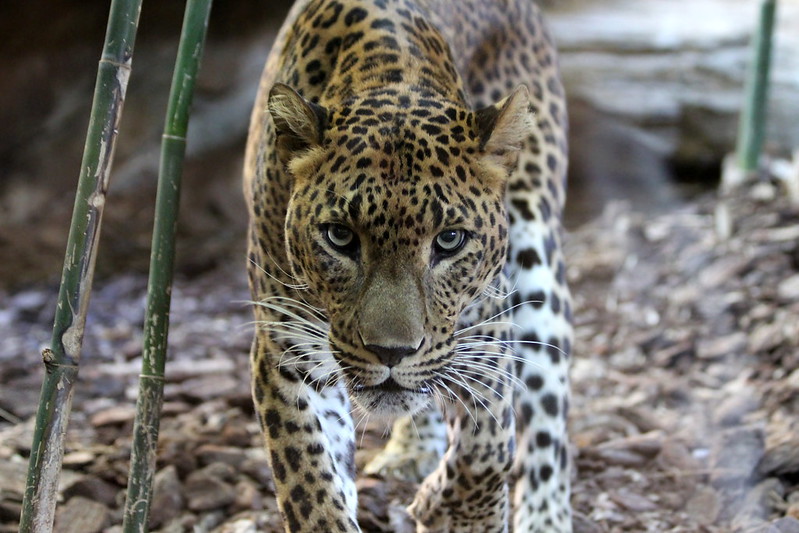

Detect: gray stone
[185, 469, 236, 512]
[149, 465, 185, 529]
[549, 0, 799, 164]
[54, 496, 110, 533]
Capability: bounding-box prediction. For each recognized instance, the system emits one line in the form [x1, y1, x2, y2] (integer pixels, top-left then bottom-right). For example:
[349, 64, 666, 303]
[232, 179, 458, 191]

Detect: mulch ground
[1, 178, 798, 532]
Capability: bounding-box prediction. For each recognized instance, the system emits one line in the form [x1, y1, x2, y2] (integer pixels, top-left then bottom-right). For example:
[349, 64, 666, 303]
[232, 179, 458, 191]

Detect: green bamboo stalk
[735, 0, 777, 174]
[19, 1, 142, 531]
[121, 0, 213, 530]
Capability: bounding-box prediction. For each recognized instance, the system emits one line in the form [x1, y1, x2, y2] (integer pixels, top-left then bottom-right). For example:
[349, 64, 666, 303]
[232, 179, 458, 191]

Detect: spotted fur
[243, 0, 572, 531]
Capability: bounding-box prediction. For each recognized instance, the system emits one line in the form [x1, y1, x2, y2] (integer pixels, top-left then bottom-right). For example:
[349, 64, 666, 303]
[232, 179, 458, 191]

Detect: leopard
[243, 0, 572, 531]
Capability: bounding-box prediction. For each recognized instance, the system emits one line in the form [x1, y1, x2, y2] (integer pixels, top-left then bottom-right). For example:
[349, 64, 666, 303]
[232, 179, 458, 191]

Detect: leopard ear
[474, 85, 534, 171]
[268, 83, 328, 164]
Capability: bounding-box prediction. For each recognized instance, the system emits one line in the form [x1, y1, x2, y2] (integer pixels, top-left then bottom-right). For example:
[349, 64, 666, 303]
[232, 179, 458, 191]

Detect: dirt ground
[1, 178, 799, 532]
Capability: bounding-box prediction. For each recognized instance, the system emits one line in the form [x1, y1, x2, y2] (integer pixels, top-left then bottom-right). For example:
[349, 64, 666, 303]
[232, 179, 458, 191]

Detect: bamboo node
[99, 56, 131, 70]
[138, 373, 166, 382]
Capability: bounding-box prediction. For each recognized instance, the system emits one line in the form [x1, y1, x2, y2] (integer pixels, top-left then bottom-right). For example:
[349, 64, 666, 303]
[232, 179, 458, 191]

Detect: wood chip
[89, 405, 136, 427]
[54, 496, 109, 533]
[608, 488, 658, 512]
[685, 485, 721, 525]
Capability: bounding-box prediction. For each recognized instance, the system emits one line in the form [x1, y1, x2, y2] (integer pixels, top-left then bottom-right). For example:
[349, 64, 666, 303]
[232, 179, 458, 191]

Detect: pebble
[731, 478, 786, 529]
[608, 488, 658, 512]
[62, 474, 120, 507]
[184, 468, 236, 511]
[685, 485, 721, 525]
[196, 444, 249, 469]
[710, 425, 765, 488]
[778, 274, 799, 302]
[695, 331, 747, 360]
[232, 479, 262, 512]
[149, 465, 184, 528]
[54, 496, 110, 533]
[89, 405, 137, 427]
[758, 437, 799, 477]
[769, 517, 799, 533]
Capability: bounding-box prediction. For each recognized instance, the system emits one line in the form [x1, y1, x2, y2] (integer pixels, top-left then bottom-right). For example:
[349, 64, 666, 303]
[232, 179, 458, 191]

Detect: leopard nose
[365, 342, 422, 368]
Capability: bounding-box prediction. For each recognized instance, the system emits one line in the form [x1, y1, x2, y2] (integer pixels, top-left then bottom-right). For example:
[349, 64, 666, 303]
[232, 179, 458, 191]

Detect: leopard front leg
[408, 298, 516, 533]
[363, 407, 447, 482]
[251, 336, 360, 533]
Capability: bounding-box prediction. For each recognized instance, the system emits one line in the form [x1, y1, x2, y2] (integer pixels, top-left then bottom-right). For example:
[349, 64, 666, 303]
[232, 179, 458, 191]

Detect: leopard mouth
[347, 375, 433, 416]
[352, 376, 432, 395]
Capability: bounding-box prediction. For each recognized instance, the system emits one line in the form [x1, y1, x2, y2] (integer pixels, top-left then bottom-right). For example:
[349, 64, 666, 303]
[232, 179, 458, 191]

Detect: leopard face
[270, 84, 533, 416]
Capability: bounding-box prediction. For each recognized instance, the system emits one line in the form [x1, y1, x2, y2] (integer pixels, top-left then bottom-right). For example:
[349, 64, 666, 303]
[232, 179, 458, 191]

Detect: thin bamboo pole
[121, 0, 213, 530]
[735, 0, 777, 174]
[19, 1, 143, 531]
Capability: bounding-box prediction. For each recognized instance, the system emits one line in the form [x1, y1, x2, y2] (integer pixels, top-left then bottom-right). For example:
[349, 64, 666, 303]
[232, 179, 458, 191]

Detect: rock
[573, 511, 606, 533]
[216, 518, 259, 533]
[758, 438, 799, 478]
[732, 478, 786, 528]
[698, 256, 749, 289]
[714, 394, 760, 427]
[586, 446, 649, 467]
[778, 274, 799, 302]
[54, 496, 110, 533]
[658, 438, 701, 472]
[767, 517, 799, 533]
[89, 406, 137, 427]
[596, 430, 664, 458]
[62, 450, 96, 466]
[240, 453, 274, 490]
[608, 488, 658, 512]
[0, 457, 28, 502]
[149, 465, 184, 528]
[220, 422, 255, 448]
[171, 375, 240, 403]
[184, 468, 236, 511]
[201, 462, 238, 483]
[166, 358, 236, 382]
[749, 320, 789, 354]
[232, 479, 262, 513]
[157, 439, 199, 478]
[710, 425, 765, 489]
[0, 499, 22, 524]
[685, 485, 722, 526]
[196, 444, 249, 469]
[62, 474, 120, 507]
[696, 332, 747, 360]
[549, 0, 799, 164]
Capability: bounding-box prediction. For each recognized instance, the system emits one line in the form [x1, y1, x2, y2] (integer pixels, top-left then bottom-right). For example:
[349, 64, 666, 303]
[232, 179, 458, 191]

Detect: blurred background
[1, 2, 799, 531]
[1, 0, 798, 289]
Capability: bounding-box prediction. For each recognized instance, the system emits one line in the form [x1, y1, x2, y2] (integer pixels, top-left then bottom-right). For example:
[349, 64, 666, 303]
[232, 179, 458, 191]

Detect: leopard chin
[348, 377, 433, 417]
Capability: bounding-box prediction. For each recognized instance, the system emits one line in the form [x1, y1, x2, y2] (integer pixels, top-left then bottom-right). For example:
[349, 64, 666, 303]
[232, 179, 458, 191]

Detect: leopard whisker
[454, 320, 518, 336]
[452, 365, 519, 402]
[260, 294, 327, 318]
[440, 370, 501, 431]
[448, 368, 512, 428]
[248, 255, 309, 291]
[454, 298, 547, 337]
[253, 301, 328, 334]
[432, 377, 478, 427]
[451, 356, 526, 392]
[256, 319, 327, 340]
[444, 366, 504, 407]
[454, 350, 546, 377]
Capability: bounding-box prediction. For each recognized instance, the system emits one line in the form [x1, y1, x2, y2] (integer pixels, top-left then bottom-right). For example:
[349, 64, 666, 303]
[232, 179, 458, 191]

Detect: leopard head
[268, 83, 533, 416]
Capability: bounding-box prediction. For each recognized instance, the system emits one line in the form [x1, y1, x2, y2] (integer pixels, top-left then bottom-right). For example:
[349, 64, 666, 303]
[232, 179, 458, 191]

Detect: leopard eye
[325, 224, 357, 252]
[434, 229, 466, 255]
